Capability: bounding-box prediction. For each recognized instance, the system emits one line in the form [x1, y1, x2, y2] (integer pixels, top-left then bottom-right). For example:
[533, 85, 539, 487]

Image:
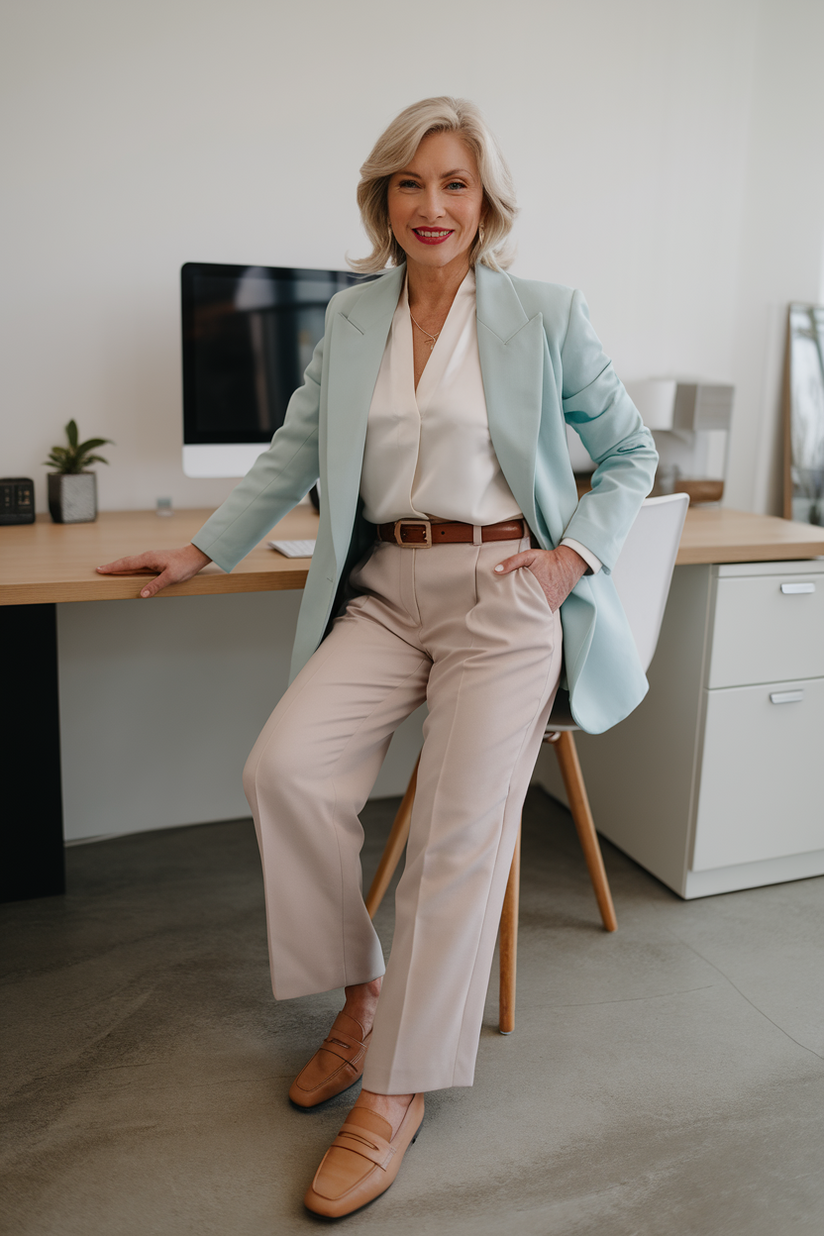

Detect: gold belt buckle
[394, 519, 432, 547]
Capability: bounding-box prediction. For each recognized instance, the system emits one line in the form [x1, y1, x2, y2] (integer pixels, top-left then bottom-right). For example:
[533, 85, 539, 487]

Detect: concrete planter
[48, 472, 97, 523]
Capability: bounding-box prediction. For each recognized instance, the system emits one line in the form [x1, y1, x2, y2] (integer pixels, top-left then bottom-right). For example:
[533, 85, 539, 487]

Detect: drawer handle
[769, 690, 804, 704]
[780, 582, 815, 594]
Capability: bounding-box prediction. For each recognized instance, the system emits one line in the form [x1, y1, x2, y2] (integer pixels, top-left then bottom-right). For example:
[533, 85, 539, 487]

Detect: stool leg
[498, 824, 521, 1034]
[365, 754, 420, 919]
[551, 731, 617, 932]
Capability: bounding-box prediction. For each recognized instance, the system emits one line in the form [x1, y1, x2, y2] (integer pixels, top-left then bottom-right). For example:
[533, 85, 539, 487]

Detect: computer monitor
[181, 262, 366, 477]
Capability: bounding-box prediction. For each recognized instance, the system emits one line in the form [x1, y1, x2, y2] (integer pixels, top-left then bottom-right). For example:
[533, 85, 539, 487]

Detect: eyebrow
[394, 168, 475, 180]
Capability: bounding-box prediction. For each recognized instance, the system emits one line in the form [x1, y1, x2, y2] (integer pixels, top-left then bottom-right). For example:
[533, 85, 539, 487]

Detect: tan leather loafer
[304, 1093, 424, 1218]
[288, 1011, 372, 1109]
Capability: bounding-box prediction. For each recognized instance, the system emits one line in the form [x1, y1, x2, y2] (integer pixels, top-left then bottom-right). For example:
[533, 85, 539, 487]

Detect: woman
[99, 97, 657, 1218]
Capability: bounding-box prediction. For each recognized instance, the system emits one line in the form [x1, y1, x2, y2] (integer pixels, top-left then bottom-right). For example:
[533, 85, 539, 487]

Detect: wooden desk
[3, 506, 823, 903]
[4, 506, 822, 607]
[675, 506, 824, 565]
[0, 506, 318, 605]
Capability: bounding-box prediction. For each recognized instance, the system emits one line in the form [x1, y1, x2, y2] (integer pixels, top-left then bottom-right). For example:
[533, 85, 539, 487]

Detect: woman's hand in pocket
[494, 545, 587, 612]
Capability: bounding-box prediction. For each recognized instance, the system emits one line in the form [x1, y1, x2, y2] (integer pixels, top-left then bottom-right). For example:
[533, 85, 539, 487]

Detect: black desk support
[2, 604, 66, 901]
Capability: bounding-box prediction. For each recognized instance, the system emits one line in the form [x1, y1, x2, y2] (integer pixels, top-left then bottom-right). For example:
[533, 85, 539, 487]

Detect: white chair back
[610, 493, 689, 673]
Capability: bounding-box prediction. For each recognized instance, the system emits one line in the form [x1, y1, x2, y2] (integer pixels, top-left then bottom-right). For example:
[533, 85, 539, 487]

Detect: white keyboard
[267, 539, 316, 558]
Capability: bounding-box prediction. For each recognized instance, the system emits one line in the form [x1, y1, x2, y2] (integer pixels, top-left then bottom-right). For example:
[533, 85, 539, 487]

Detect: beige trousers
[242, 535, 562, 1093]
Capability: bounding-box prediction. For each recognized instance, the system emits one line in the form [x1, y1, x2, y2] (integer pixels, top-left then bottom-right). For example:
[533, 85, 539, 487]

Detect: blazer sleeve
[190, 332, 325, 573]
[558, 289, 658, 571]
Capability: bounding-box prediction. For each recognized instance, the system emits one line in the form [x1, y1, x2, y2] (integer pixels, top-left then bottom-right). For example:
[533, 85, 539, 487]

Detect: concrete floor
[2, 788, 823, 1236]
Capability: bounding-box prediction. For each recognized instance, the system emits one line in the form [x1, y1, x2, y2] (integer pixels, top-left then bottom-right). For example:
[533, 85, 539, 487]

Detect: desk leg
[1, 603, 66, 901]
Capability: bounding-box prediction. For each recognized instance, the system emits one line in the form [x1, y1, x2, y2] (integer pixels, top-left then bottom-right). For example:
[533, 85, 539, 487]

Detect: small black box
[0, 478, 36, 524]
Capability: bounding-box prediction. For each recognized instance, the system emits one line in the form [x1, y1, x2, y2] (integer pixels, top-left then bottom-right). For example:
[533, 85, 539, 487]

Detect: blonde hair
[350, 97, 518, 273]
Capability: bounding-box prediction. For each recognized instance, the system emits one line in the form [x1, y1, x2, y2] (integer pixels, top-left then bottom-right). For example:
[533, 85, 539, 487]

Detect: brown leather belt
[377, 518, 528, 548]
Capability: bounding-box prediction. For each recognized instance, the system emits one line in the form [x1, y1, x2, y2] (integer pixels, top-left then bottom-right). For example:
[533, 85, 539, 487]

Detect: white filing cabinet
[561, 558, 824, 898]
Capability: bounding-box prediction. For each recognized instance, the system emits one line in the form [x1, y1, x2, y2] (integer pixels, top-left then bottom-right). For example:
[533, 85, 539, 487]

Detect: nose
[418, 185, 446, 221]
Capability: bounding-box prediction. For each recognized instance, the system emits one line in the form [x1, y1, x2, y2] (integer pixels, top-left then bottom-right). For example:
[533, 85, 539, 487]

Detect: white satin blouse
[359, 269, 600, 573]
[360, 270, 522, 526]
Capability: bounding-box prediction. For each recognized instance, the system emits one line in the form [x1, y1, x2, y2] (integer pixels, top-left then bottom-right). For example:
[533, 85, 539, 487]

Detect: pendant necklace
[410, 312, 440, 352]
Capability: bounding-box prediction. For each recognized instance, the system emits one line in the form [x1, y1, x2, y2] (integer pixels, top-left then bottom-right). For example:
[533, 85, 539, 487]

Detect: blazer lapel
[475, 264, 545, 537]
[323, 266, 405, 564]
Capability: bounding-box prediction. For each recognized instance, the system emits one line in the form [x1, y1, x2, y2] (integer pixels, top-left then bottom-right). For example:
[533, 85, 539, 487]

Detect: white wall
[4, 0, 824, 839]
[4, 0, 824, 514]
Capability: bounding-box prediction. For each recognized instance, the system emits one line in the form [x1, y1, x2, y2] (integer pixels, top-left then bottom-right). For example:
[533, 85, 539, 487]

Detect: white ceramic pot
[48, 472, 97, 523]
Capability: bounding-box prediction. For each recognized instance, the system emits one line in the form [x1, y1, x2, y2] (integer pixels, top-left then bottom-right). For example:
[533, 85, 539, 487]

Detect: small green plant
[44, 420, 114, 474]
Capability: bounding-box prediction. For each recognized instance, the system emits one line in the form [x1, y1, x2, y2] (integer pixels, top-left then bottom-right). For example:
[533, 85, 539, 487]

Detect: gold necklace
[409, 311, 440, 352]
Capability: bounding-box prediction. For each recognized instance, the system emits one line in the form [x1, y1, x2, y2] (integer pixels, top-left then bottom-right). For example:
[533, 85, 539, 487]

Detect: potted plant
[44, 420, 114, 523]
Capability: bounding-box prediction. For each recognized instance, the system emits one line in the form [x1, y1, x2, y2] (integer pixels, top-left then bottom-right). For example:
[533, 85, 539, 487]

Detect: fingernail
[494, 564, 504, 572]
[140, 589, 150, 598]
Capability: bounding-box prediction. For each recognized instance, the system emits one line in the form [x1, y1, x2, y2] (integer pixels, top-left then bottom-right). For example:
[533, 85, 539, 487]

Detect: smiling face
[387, 129, 486, 280]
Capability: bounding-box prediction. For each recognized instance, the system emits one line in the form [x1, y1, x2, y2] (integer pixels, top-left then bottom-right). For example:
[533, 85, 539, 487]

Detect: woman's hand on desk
[96, 544, 212, 598]
[494, 545, 588, 613]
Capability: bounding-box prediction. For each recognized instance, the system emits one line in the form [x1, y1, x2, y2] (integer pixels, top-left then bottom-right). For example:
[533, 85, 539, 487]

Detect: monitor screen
[181, 262, 366, 477]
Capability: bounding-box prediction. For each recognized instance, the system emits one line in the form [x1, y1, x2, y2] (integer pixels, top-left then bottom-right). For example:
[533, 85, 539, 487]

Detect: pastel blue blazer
[192, 263, 658, 734]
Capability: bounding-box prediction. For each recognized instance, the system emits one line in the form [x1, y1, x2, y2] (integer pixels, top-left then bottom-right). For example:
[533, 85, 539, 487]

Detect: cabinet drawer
[691, 677, 824, 870]
[708, 571, 824, 688]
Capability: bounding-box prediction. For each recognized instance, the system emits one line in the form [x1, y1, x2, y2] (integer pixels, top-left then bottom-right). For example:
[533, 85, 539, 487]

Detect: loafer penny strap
[320, 1028, 368, 1066]
[332, 1122, 396, 1171]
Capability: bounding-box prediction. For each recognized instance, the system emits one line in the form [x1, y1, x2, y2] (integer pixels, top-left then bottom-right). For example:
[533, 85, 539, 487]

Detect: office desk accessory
[268, 538, 317, 557]
[43, 419, 113, 524]
[181, 263, 366, 479]
[626, 378, 734, 505]
[0, 477, 35, 524]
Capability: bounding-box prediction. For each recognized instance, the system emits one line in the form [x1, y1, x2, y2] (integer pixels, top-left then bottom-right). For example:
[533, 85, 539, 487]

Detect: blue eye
[447, 181, 467, 190]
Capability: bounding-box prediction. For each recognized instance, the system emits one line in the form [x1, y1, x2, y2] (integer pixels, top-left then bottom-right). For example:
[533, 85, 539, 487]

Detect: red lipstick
[412, 228, 454, 246]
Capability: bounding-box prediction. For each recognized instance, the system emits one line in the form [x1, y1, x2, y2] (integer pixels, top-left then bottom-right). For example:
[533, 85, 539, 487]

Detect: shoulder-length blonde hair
[350, 97, 518, 273]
